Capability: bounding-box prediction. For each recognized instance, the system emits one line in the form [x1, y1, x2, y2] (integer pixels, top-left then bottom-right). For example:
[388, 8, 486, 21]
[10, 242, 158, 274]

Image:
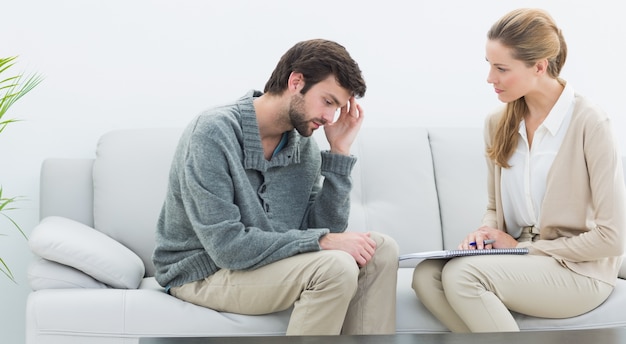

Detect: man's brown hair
[264, 39, 366, 98]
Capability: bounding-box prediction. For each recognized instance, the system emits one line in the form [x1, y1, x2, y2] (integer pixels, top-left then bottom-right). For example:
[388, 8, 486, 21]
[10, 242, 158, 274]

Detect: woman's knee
[412, 259, 445, 294]
[440, 257, 491, 296]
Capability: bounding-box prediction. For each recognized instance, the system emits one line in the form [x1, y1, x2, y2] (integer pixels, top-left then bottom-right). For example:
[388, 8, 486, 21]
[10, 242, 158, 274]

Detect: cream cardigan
[482, 93, 626, 286]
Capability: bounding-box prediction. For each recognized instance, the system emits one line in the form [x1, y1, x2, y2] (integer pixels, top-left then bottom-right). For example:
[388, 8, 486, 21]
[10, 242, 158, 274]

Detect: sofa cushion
[29, 216, 145, 289]
[315, 127, 443, 261]
[427, 127, 488, 248]
[92, 128, 183, 277]
[28, 258, 109, 290]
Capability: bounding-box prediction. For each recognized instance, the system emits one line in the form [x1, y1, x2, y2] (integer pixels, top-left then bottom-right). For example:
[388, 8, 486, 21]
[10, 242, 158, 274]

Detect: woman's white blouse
[501, 83, 575, 239]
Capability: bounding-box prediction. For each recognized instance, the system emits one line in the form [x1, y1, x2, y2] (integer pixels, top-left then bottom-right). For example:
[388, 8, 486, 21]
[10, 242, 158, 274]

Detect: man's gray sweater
[153, 90, 357, 288]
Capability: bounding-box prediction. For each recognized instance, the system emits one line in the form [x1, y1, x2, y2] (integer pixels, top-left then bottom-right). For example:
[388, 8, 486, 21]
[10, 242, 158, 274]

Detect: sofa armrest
[28, 258, 109, 290]
[29, 216, 145, 289]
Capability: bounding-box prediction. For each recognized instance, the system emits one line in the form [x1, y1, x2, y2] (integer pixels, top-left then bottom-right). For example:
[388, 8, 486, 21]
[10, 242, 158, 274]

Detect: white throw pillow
[28, 258, 109, 290]
[29, 216, 145, 289]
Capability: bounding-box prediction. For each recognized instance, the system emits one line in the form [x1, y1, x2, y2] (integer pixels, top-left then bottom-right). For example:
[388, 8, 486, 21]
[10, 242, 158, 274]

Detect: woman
[412, 8, 626, 333]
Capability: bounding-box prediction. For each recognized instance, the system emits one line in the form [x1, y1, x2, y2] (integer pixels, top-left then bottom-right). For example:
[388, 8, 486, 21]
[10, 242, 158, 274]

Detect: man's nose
[323, 110, 337, 124]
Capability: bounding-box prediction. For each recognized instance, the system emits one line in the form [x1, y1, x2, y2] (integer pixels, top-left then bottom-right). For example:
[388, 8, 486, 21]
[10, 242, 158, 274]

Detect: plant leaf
[0, 55, 41, 282]
[0, 257, 16, 282]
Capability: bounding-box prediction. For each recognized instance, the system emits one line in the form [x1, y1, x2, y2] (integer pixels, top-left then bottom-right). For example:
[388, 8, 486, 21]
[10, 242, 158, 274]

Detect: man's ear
[288, 72, 305, 92]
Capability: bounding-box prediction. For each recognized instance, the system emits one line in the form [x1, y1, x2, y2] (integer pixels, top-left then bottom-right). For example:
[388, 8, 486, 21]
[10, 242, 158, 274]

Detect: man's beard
[288, 94, 313, 137]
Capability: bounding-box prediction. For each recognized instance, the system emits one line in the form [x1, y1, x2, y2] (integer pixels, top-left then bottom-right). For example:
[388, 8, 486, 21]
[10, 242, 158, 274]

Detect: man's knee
[370, 232, 400, 266]
[311, 250, 360, 292]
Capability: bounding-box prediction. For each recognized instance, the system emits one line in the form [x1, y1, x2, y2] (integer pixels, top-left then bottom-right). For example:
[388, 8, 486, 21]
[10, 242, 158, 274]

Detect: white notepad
[399, 248, 529, 261]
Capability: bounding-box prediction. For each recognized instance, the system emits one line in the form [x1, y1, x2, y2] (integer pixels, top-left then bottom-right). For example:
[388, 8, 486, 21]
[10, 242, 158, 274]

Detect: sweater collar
[238, 90, 302, 171]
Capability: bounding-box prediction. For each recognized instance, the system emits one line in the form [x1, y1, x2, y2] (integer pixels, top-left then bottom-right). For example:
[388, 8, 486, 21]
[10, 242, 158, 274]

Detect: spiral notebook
[399, 248, 529, 261]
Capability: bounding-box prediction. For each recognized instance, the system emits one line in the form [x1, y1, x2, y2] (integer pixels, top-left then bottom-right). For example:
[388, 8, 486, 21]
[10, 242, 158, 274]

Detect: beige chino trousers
[171, 232, 399, 335]
[412, 255, 613, 333]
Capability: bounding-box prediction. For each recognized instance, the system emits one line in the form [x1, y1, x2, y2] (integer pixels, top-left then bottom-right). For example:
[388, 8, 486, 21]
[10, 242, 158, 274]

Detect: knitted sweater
[153, 90, 357, 288]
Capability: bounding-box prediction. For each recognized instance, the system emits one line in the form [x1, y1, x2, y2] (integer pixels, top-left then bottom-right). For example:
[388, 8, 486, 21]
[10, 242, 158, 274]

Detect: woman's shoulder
[568, 94, 618, 149]
[483, 104, 506, 130]
[571, 93, 610, 124]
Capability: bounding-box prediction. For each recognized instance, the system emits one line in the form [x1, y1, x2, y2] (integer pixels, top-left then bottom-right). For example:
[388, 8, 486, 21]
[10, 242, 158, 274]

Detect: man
[153, 39, 399, 335]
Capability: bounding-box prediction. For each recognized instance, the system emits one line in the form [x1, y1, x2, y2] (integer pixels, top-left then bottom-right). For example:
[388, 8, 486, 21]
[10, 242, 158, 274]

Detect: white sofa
[25, 126, 626, 344]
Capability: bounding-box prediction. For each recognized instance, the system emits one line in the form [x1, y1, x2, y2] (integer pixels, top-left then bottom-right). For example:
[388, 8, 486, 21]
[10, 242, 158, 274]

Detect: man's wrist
[329, 148, 350, 156]
[328, 143, 352, 156]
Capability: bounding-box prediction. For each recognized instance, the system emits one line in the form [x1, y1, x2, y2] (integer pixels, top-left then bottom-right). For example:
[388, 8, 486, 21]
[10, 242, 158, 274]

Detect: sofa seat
[26, 269, 626, 343]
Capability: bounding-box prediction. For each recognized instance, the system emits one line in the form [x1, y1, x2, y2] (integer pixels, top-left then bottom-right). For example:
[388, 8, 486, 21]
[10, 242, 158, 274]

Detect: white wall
[1, 0, 624, 342]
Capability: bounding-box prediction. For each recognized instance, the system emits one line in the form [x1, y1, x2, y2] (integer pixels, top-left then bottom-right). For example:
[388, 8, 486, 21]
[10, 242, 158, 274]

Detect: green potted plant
[0, 56, 43, 282]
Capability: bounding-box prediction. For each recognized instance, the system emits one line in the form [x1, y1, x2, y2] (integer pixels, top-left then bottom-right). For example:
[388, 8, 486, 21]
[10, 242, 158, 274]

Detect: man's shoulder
[192, 91, 258, 137]
[197, 104, 240, 126]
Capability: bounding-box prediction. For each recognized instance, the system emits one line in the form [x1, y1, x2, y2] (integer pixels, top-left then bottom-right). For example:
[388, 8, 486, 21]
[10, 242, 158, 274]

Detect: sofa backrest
[40, 126, 626, 277]
[85, 127, 448, 276]
[37, 127, 487, 276]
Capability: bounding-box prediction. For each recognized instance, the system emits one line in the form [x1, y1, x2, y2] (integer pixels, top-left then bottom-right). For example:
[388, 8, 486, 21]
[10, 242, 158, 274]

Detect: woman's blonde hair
[486, 8, 567, 167]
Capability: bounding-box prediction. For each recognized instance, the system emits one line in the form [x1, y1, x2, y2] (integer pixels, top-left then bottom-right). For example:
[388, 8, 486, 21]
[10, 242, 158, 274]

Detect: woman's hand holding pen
[459, 226, 518, 250]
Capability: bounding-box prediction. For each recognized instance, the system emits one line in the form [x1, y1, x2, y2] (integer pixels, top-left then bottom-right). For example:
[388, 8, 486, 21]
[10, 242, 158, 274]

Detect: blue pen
[469, 239, 495, 246]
